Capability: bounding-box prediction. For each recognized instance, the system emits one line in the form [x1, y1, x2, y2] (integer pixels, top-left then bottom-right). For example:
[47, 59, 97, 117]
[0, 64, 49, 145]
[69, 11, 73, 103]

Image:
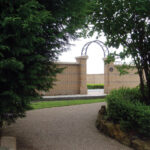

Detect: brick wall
[104, 61, 140, 94]
[41, 56, 140, 96]
[42, 56, 88, 96]
[87, 74, 104, 84]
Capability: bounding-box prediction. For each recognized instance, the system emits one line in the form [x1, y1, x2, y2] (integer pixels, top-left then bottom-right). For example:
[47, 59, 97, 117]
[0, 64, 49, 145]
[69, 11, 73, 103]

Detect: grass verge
[30, 99, 105, 110]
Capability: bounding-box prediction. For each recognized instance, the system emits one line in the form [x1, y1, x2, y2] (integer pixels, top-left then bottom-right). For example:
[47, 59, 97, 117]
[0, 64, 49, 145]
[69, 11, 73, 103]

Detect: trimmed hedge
[106, 87, 150, 137]
[87, 84, 104, 89]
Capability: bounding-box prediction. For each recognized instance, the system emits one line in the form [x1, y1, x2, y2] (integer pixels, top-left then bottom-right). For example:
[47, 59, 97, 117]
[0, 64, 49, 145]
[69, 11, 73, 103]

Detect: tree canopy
[91, 0, 150, 104]
[0, 0, 92, 126]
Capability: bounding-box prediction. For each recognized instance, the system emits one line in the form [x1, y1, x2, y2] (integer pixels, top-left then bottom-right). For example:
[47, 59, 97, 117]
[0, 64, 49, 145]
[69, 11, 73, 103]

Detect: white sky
[58, 34, 127, 74]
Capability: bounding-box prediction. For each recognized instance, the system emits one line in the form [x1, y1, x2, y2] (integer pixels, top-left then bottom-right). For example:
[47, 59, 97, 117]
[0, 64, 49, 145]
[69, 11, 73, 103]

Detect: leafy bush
[106, 87, 150, 137]
[87, 84, 104, 89]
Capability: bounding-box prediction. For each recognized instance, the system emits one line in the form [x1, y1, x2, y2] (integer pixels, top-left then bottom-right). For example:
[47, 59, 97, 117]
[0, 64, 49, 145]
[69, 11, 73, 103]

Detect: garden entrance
[42, 40, 140, 96]
[81, 40, 109, 95]
[41, 40, 110, 96]
[82, 40, 140, 94]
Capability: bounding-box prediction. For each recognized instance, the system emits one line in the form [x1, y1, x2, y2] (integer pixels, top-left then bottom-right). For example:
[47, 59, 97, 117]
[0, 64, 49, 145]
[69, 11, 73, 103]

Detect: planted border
[106, 88, 150, 137]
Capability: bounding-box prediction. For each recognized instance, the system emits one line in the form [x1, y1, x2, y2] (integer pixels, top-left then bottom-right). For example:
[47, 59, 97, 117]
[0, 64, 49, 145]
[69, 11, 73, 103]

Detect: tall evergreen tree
[0, 0, 92, 126]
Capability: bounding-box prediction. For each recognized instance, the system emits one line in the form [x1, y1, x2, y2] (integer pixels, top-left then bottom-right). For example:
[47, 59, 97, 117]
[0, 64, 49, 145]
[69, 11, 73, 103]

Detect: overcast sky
[58, 34, 125, 74]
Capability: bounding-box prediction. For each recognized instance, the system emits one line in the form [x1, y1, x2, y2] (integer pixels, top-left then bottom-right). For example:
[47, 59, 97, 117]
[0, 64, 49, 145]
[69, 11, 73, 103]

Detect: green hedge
[87, 84, 104, 89]
[106, 87, 150, 137]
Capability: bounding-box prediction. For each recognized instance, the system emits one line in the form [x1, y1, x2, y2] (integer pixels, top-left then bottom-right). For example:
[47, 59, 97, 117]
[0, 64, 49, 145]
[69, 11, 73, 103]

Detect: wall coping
[114, 64, 136, 67]
[76, 56, 88, 59]
[55, 61, 80, 65]
[87, 74, 104, 75]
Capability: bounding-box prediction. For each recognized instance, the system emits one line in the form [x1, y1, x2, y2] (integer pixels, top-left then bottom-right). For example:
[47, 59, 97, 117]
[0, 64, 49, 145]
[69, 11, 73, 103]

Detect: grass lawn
[30, 99, 105, 110]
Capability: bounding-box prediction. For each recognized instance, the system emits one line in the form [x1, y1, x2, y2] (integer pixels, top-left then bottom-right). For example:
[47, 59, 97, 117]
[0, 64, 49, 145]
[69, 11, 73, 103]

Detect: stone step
[41, 94, 106, 101]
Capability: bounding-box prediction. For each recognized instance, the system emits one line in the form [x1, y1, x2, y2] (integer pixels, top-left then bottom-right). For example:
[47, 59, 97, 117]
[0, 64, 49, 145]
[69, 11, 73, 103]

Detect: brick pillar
[104, 58, 114, 94]
[76, 56, 88, 94]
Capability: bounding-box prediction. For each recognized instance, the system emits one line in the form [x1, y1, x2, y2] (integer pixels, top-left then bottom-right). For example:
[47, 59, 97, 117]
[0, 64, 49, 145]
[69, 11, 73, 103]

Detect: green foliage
[115, 64, 135, 75]
[106, 88, 150, 137]
[91, 0, 150, 104]
[0, 0, 92, 127]
[104, 53, 115, 64]
[87, 84, 104, 89]
[38, 0, 94, 38]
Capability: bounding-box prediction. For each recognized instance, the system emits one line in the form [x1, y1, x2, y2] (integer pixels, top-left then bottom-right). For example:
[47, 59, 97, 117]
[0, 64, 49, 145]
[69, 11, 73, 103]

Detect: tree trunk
[137, 68, 148, 104]
[144, 67, 150, 105]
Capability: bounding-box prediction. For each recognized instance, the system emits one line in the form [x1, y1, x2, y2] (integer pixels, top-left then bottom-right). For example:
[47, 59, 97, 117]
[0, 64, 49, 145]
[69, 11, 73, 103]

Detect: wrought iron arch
[81, 40, 109, 58]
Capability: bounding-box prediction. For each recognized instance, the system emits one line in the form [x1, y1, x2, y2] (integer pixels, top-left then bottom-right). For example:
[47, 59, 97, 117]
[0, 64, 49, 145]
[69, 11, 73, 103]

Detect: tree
[91, 0, 150, 104]
[0, 0, 92, 127]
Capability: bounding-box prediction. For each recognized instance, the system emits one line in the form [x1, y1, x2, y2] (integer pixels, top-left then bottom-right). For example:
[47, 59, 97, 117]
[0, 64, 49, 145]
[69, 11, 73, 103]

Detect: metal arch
[81, 40, 109, 58]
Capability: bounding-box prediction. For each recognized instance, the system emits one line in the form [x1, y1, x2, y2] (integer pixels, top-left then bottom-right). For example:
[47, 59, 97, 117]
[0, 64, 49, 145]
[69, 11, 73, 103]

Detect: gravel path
[2, 102, 132, 150]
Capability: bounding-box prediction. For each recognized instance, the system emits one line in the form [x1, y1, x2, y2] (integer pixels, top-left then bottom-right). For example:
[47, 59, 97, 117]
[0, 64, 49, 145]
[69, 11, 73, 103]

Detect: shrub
[87, 84, 104, 89]
[106, 87, 150, 137]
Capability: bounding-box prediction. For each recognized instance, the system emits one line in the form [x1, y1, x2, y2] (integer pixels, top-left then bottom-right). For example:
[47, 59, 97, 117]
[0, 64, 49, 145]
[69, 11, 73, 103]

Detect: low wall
[87, 74, 104, 84]
[42, 56, 88, 96]
[104, 61, 140, 93]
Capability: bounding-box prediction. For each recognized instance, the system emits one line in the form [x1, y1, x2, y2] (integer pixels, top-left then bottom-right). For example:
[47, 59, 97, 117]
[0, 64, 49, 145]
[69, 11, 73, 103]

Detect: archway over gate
[81, 40, 109, 94]
[81, 40, 109, 57]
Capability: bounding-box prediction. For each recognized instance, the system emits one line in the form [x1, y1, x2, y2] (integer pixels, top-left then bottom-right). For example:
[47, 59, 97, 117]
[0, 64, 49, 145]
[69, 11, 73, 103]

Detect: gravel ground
[2, 102, 132, 150]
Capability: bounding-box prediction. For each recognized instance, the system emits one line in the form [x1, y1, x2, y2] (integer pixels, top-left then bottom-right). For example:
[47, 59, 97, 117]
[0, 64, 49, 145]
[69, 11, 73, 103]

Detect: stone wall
[104, 61, 140, 94]
[42, 56, 88, 96]
[87, 74, 104, 84]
